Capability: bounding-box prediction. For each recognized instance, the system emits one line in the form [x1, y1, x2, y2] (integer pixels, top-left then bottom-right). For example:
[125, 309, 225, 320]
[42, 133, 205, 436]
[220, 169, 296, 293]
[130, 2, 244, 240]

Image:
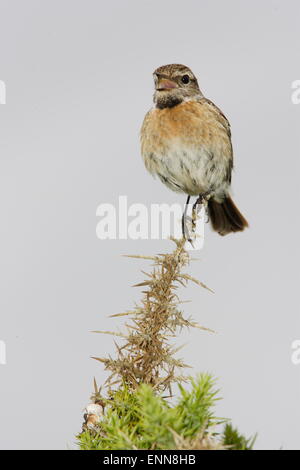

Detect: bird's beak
[156, 77, 178, 90]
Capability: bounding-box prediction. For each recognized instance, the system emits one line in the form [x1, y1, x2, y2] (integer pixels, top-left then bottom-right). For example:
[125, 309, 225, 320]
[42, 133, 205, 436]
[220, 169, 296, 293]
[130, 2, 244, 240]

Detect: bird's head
[153, 64, 202, 109]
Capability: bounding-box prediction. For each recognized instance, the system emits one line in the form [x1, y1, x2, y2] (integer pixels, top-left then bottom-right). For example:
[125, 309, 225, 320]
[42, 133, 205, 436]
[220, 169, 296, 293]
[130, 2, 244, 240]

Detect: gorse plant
[77, 238, 256, 450]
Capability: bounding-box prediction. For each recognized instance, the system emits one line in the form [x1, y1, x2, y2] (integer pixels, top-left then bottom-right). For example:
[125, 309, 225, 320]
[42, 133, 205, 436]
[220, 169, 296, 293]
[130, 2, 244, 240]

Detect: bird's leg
[182, 195, 192, 242]
[192, 192, 211, 232]
[192, 198, 199, 232]
[191, 194, 203, 233]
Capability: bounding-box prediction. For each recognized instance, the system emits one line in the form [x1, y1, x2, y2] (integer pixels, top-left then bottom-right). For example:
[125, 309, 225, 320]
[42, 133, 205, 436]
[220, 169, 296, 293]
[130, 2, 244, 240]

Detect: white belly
[143, 140, 229, 198]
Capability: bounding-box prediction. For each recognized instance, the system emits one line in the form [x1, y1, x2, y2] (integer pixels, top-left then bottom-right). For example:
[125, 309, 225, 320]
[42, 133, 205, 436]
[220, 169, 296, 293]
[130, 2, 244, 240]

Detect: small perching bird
[140, 64, 248, 238]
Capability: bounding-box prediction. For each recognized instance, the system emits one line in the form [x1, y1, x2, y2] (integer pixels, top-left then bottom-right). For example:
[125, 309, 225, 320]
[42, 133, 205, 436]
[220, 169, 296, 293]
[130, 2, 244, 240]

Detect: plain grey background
[0, 0, 299, 450]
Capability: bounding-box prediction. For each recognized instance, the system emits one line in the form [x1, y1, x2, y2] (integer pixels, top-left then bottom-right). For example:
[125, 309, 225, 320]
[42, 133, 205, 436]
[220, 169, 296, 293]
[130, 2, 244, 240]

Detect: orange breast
[141, 100, 231, 158]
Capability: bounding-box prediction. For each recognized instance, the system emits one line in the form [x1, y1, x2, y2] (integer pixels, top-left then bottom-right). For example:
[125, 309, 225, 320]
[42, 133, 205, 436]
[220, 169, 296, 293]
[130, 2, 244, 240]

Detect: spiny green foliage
[78, 375, 255, 450]
[78, 374, 228, 450]
[176, 375, 222, 438]
[222, 423, 257, 450]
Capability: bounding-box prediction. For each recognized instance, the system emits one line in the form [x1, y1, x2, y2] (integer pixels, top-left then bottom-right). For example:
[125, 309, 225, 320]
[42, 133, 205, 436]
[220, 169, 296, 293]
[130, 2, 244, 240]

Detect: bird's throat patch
[155, 93, 183, 109]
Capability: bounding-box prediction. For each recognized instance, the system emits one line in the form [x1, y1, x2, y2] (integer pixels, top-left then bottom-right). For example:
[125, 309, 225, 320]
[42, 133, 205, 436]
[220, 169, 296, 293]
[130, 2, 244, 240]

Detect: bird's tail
[208, 196, 248, 236]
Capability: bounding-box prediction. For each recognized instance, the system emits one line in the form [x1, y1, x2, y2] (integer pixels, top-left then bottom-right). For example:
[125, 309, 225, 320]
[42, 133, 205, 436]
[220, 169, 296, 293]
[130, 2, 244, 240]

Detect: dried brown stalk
[92, 237, 212, 394]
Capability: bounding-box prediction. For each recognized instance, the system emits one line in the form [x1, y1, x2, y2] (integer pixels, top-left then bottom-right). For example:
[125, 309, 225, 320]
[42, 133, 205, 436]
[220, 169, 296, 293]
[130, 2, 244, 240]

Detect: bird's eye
[181, 75, 190, 84]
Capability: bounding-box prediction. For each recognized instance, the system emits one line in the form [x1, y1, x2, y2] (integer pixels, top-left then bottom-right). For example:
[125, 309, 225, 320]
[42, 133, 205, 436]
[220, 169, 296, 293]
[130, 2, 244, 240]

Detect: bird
[140, 64, 248, 238]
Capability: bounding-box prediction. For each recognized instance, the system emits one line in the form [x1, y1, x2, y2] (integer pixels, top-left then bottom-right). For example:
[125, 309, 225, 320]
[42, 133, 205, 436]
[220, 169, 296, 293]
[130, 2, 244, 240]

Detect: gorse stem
[92, 238, 211, 394]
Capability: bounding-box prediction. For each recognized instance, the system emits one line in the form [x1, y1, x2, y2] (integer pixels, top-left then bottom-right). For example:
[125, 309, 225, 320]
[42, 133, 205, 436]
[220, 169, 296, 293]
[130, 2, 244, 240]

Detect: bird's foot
[182, 213, 194, 246]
